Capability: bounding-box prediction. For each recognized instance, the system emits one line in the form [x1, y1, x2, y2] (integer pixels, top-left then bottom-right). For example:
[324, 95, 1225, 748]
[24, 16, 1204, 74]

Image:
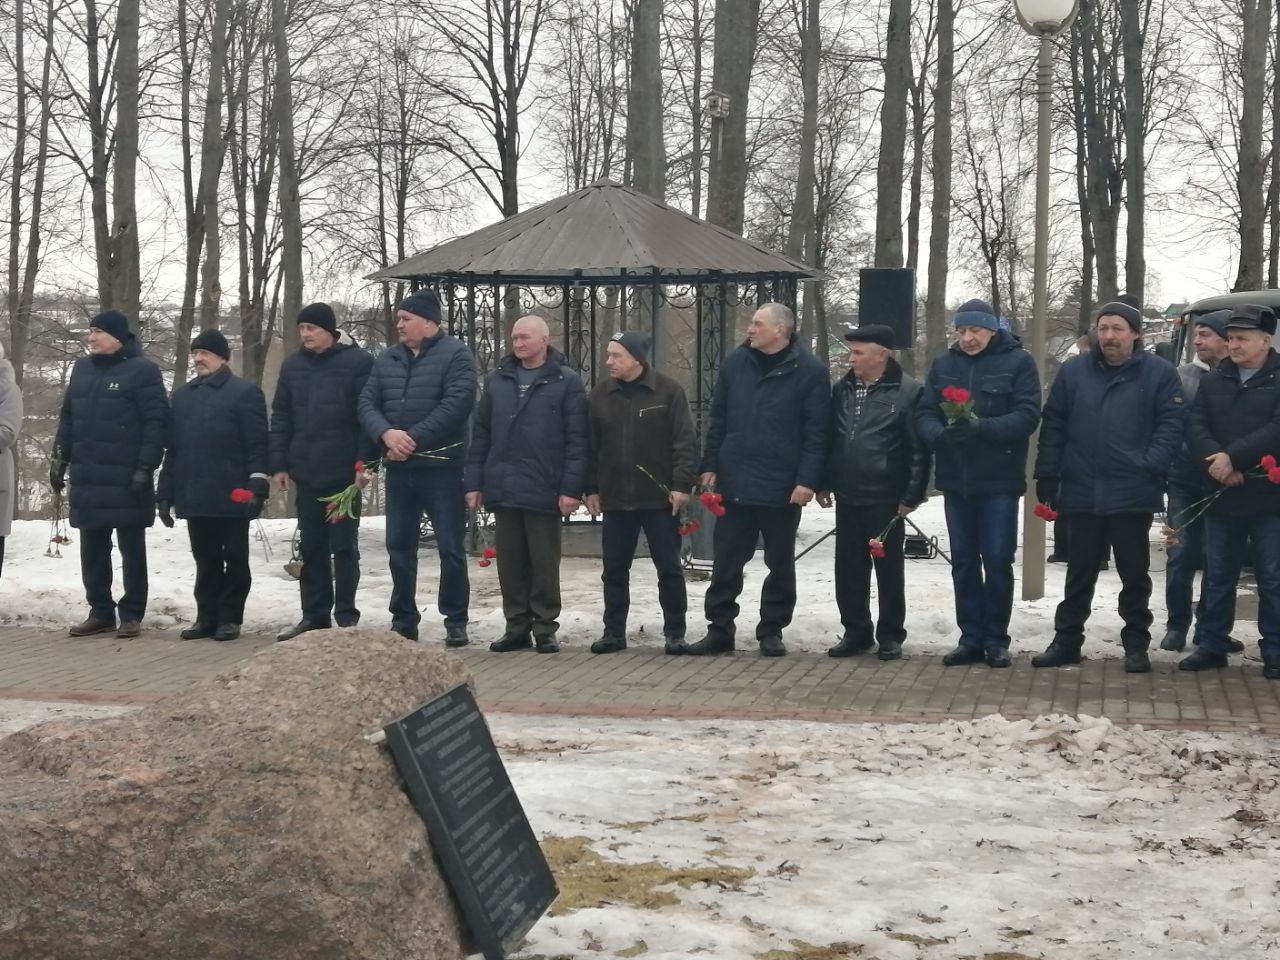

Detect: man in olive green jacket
[585, 332, 698, 654]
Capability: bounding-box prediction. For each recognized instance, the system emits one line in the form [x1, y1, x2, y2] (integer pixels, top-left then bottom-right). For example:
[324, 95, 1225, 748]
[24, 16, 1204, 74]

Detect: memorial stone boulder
[0, 629, 475, 960]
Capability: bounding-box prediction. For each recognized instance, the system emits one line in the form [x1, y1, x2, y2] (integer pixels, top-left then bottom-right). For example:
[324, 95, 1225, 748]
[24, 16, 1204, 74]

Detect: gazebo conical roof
[367, 180, 819, 283]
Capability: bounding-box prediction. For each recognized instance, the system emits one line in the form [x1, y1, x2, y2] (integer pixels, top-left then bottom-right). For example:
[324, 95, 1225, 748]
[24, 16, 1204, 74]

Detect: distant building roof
[368, 180, 819, 284]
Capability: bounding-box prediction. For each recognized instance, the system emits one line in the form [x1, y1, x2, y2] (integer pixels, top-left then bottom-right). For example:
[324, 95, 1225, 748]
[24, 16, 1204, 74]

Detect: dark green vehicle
[1156, 289, 1280, 364]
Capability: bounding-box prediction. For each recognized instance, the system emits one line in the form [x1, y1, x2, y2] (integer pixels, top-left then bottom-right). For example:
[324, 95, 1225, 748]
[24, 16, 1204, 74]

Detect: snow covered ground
[0, 498, 1241, 662]
[4, 700, 1277, 959]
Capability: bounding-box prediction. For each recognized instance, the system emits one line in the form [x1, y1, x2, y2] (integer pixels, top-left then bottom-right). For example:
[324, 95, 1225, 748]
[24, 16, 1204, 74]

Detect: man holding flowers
[358, 290, 477, 645]
[1183, 304, 1280, 679]
[916, 298, 1041, 668]
[688, 302, 829, 658]
[157, 329, 269, 641]
[1032, 300, 1185, 673]
[269, 303, 377, 641]
[817, 324, 930, 661]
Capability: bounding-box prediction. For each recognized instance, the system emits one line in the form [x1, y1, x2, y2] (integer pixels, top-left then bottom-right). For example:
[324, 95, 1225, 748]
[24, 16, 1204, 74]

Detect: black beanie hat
[190, 328, 231, 361]
[610, 330, 651, 364]
[297, 302, 337, 335]
[396, 289, 443, 324]
[1097, 300, 1143, 333]
[90, 309, 131, 344]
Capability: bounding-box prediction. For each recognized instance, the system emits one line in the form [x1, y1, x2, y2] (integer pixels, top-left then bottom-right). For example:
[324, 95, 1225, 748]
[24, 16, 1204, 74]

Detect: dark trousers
[1198, 513, 1280, 657]
[1165, 482, 1207, 631]
[601, 508, 687, 639]
[494, 507, 563, 638]
[187, 518, 251, 625]
[1053, 511, 1154, 652]
[295, 479, 361, 625]
[385, 467, 469, 631]
[834, 498, 906, 647]
[80, 525, 148, 622]
[704, 502, 801, 642]
[944, 493, 1018, 652]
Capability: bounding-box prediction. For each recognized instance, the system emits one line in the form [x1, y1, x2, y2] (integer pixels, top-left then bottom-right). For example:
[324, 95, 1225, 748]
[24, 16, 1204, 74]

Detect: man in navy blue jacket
[686, 302, 829, 658]
[51, 309, 169, 639]
[158, 329, 269, 642]
[270, 303, 376, 641]
[359, 290, 477, 644]
[1032, 300, 1186, 673]
[465, 315, 588, 653]
[915, 299, 1041, 668]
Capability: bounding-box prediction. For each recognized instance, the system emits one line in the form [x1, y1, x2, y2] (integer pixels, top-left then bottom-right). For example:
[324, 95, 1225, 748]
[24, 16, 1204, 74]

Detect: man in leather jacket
[818, 324, 931, 661]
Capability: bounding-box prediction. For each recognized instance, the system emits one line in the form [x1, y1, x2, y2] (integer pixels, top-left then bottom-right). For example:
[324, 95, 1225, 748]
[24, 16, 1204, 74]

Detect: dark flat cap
[1225, 303, 1278, 336]
[844, 323, 896, 349]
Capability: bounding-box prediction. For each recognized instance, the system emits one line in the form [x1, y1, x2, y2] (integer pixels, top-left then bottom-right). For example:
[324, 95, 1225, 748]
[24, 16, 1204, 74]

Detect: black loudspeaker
[858, 268, 916, 349]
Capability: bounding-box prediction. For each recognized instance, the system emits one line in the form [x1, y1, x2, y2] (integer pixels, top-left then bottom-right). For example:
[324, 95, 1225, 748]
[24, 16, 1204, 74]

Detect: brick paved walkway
[3, 625, 1278, 734]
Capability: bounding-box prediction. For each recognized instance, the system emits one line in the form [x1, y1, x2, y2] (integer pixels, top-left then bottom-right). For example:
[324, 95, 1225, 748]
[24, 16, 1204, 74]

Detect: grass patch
[755, 940, 865, 959]
[541, 835, 755, 916]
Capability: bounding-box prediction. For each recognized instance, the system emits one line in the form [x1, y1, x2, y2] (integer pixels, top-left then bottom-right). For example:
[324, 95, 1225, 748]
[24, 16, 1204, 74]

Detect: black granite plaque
[383, 684, 557, 960]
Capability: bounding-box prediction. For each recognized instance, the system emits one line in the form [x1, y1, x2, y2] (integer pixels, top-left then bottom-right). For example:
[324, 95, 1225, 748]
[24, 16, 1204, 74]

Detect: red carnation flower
[950, 387, 971, 404]
[230, 487, 254, 504]
[700, 491, 726, 516]
[868, 538, 886, 558]
[941, 386, 956, 402]
[1262, 454, 1278, 471]
[482, 546, 497, 559]
[1033, 502, 1058, 521]
[1268, 467, 1280, 485]
[678, 520, 701, 536]
[355, 459, 365, 473]
[478, 558, 492, 568]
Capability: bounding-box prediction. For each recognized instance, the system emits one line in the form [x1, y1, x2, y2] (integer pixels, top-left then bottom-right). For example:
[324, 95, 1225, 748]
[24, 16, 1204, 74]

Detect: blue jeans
[385, 466, 469, 631]
[1198, 513, 1280, 658]
[1165, 482, 1206, 630]
[944, 494, 1019, 652]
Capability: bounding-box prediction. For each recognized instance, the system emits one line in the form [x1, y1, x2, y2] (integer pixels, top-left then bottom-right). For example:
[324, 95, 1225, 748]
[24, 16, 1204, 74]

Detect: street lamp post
[1014, 0, 1078, 602]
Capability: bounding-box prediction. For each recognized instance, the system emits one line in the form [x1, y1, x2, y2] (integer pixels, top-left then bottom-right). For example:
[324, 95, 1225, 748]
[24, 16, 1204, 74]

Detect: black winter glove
[157, 500, 175, 528]
[1036, 477, 1059, 510]
[942, 419, 977, 446]
[246, 476, 271, 520]
[130, 469, 151, 495]
[49, 462, 66, 493]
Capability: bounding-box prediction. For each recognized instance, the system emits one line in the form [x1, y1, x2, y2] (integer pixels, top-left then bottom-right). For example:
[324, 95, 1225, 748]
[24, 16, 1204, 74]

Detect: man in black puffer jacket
[1182, 304, 1280, 680]
[819, 324, 930, 662]
[465, 315, 588, 654]
[688, 302, 830, 659]
[157, 329, 269, 642]
[359, 290, 477, 645]
[1032, 300, 1185, 674]
[270, 303, 377, 641]
[51, 309, 169, 639]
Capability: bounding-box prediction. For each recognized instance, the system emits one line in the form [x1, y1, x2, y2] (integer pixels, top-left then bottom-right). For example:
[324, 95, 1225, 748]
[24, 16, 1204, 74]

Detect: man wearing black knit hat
[1032, 300, 1186, 673]
[270, 302, 377, 641]
[158, 330, 269, 641]
[51, 309, 169, 638]
[584, 329, 698, 654]
[358, 288, 477, 644]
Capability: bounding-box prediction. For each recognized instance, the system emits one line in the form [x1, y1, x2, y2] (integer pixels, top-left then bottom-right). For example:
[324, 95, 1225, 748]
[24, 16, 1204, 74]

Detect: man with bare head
[689, 301, 830, 658]
[465, 314, 589, 653]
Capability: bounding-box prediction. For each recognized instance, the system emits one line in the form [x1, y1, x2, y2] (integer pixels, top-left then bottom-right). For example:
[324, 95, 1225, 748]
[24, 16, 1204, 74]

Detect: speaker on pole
[858, 268, 916, 349]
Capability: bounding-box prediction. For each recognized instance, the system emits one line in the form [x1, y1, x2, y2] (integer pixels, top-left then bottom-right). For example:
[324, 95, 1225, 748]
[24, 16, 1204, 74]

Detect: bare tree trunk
[923, 0, 952, 363]
[83, 0, 115, 310]
[1121, 0, 1144, 303]
[690, 0, 706, 217]
[1234, 0, 1270, 291]
[110, 0, 142, 324]
[272, 0, 303, 348]
[174, 0, 201, 383]
[1071, 25, 1096, 333]
[706, 0, 761, 234]
[874, 0, 910, 267]
[785, 0, 818, 269]
[1080, 0, 1119, 301]
[198, 0, 230, 334]
[11, 0, 55, 386]
[626, 0, 666, 199]
[6, 0, 27, 376]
